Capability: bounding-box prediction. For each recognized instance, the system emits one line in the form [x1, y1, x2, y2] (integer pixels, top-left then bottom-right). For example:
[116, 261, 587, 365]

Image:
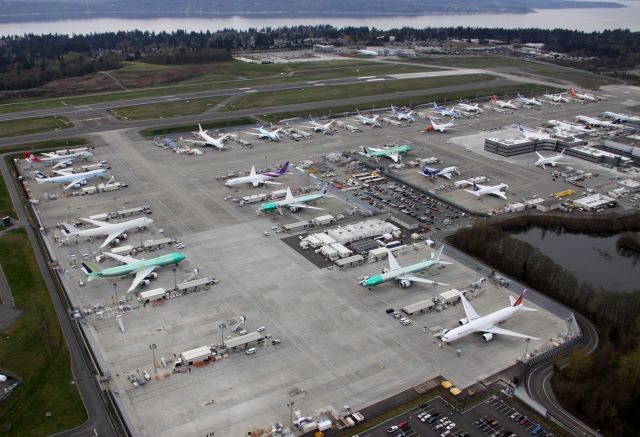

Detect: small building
[283, 220, 310, 232]
[180, 346, 212, 365]
[177, 278, 211, 293]
[110, 244, 134, 256]
[368, 246, 389, 261]
[334, 254, 365, 269]
[224, 331, 264, 351]
[439, 289, 463, 305]
[138, 288, 166, 303]
[536, 200, 561, 212]
[618, 179, 640, 192]
[306, 235, 323, 248]
[330, 242, 352, 258]
[525, 198, 545, 208]
[314, 233, 336, 246]
[313, 214, 335, 226]
[321, 245, 339, 261]
[573, 193, 616, 211]
[143, 237, 172, 251]
[389, 213, 419, 230]
[506, 202, 525, 213]
[402, 298, 435, 316]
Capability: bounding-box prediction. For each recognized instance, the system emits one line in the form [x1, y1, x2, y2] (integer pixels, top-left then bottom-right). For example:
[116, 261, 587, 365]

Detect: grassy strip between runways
[0, 138, 89, 155]
[140, 116, 256, 137]
[0, 229, 87, 436]
[0, 116, 73, 138]
[224, 74, 495, 111]
[109, 95, 229, 120]
[0, 174, 15, 219]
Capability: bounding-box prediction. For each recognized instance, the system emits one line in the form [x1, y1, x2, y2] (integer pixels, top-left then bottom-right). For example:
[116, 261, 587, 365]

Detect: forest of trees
[0, 26, 638, 91]
[447, 213, 640, 435]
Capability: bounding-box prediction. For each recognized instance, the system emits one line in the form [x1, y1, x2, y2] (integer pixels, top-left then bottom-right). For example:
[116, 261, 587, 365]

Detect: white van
[245, 348, 256, 355]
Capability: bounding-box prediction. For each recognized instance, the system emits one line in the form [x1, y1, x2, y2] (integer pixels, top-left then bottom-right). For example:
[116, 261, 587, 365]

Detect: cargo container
[138, 288, 166, 303]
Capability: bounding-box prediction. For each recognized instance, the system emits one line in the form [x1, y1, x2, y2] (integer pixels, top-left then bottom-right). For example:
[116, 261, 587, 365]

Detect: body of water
[0, 2, 638, 36]
[513, 227, 640, 293]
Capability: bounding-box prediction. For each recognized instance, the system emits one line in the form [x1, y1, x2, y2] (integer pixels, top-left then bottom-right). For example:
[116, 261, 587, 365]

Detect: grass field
[0, 174, 15, 219]
[0, 229, 87, 435]
[140, 117, 256, 137]
[415, 55, 617, 89]
[0, 116, 73, 138]
[1, 138, 89, 155]
[224, 74, 495, 111]
[109, 95, 228, 120]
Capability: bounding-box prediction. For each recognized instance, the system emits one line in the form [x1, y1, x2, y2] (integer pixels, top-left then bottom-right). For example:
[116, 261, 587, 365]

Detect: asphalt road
[0, 156, 117, 436]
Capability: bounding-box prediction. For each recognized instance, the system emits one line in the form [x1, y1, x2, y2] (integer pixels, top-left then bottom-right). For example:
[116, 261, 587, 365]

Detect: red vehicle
[398, 419, 410, 430]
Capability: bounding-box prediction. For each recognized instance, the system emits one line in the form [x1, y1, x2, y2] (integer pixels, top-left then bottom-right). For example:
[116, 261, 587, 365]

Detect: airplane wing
[493, 190, 508, 200]
[398, 275, 447, 286]
[441, 172, 452, 179]
[182, 139, 207, 146]
[387, 250, 401, 271]
[482, 325, 539, 340]
[389, 154, 401, 162]
[290, 203, 324, 210]
[52, 159, 72, 169]
[128, 266, 158, 292]
[460, 293, 480, 321]
[99, 229, 126, 248]
[263, 181, 282, 185]
[464, 190, 481, 197]
[81, 217, 110, 227]
[104, 252, 139, 265]
[535, 152, 544, 159]
[244, 132, 262, 137]
[53, 169, 72, 176]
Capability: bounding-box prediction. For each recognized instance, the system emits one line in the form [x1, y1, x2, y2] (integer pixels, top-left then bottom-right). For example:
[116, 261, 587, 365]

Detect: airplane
[425, 119, 456, 133]
[360, 145, 412, 162]
[355, 110, 381, 127]
[246, 124, 283, 141]
[544, 92, 570, 103]
[357, 49, 379, 56]
[82, 252, 186, 292]
[34, 168, 109, 191]
[575, 115, 621, 129]
[548, 119, 592, 135]
[491, 95, 518, 109]
[431, 102, 460, 118]
[457, 101, 483, 113]
[225, 161, 289, 187]
[25, 150, 93, 169]
[184, 124, 230, 150]
[464, 182, 509, 200]
[259, 185, 332, 213]
[516, 92, 542, 107]
[570, 88, 597, 102]
[418, 165, 460, 180]
[440, 289, 539, 343]
[517, 124, 553, 141]
[360, 246, 451, 288]
[534, 149, 571, 169]
[602, 111, 640, 123]
[390, 105, 415, 122]
[305, 116, 335, 135]
[60, 217, 154, 248]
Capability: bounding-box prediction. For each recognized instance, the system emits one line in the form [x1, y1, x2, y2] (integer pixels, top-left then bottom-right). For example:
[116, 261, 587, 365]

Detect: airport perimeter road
[0, 157, 117, 437]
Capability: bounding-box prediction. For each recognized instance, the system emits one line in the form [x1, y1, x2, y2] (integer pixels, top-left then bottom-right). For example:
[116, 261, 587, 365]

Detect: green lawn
[0, 229, 87, 435]
[140, 117, 256, 137]
[0, 116, 73, 138]
[1, 138, 89, 155]
[109, 95, 228, 120]
[0, 174, 15, 219]
[225, 74, 495, 111]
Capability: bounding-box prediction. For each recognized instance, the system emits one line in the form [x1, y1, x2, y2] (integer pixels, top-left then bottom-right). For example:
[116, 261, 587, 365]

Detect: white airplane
[570, 88, 597, 102]
[544, 92, 570, 103]
[464, 182, 509, 200]
[517, 124, 553, 141]
[260, 185, 332, 213]
[305, 116, 334, 135]
[491, 95, 518, 109]
[418, 165, 460, 179]
[575, 115, 620, 129]
[34, 168, 109, 191]
[516, 93, 542, 107]
[457, 101, 483, 113]
[602, 111, 640, 123]
[225, 161, 289, 187]
[441, 289, 538, 343]
[355, 110, 381, 127]
[246, 124, 283, 141]
[25, 150, 93, 169]
[184, 124, 230, 150]
[425, 119, 456, 133]
[357, 49, 378, 56]
[432, 102, 460, 118]
[534, 149, 571, 169]
[548, 119, 592, 135]
[390, 105, 415, 122]
[60, 217, 154, 248]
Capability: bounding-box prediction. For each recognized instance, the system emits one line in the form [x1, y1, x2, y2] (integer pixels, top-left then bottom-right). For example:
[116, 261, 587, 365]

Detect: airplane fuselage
[602, 111, 640, 123]
[71, 217, 153, 239]
[225, 174, 272, 187]
[361, 259, 438, 287]
[442, 306, 518, 342]
[37, 168, 108, 184]
[260, 193, 324, 212]
[93, 253, 186, 278]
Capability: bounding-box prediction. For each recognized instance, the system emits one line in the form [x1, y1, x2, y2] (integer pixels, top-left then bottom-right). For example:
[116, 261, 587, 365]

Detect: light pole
[172, 268, 177, 290]
[287, 401, 295, 432]
[113, 197, 118, 222]
[149, 343, 157, 373]
[219, 323, 226, 347]
[113, 282, 117, 306]
[523, 337, 531, 362]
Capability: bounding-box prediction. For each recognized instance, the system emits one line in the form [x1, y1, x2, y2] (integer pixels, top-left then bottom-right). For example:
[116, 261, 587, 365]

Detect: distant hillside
[0, 0, 626, 21]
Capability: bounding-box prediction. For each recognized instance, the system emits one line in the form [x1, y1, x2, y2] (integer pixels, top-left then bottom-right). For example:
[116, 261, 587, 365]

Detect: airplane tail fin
[81, 261, 101, 280]
[472, 182, 479, 191]
[25, 152, 41, 163]
[492, 95, 497, 102]
[278, 161, 289, 175]
[570, 88, 576, 96]
[517, 92, 523, 98]
[512, 289, 527, 306]
[431, 245, 444, 260]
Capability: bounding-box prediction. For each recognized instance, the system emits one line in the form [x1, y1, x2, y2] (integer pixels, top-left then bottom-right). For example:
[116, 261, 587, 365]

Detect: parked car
[245, 348, 256, 355]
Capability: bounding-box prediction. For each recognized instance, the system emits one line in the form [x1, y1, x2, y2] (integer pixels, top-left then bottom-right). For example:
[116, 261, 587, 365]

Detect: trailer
[177, 278, 212, 293]
[180, 346, 212, 366]
[439, 288, 464, 305]
[321, 245, 339, 261]
[331, 242, 352, 258]
[313, 214, 335, 226]
[138, 288, 166, 303]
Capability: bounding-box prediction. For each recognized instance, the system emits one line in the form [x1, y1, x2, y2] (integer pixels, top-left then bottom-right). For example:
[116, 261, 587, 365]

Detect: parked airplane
[61, 217, 154, 248]
[464, 182, 509, 200]
[25, 150, 93, 169]
[305, 116, 335, 134]
[425, 119, 456, 133]
[225, 161, 289, 187]
[355, 110, 381, 127]
[357, 49, 379, 56]
[491, 95, 518, 109]
[548, 119, 592, 135]
[602, 111, 640, 123]
[575, 115, 620, 129]
[259, 186, 332, 213]
[534, 149, 571, 169]
[516, 93, 542, 107]
[517, 124, 553, 141]
[418, 166, 460, 179]
[544, 92, 570, 103]
[457, 101, 483, 113]
[34, 168, 109, 190]
[360, 246, 450, 288]
[570, 88, 597, 102]
[184, 124, 230, 150]
[82, 252, 186, 292]
[360, 145, 412, 162]
[246, 124, 283, 141]
[431, 102, 460, 118]
[390, 105, 415, 122]
[441, 289, 538, 343]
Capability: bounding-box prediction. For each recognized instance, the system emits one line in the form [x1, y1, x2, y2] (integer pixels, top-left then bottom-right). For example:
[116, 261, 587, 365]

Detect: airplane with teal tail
[360, 245, 450, 289]
[82, 252, 186, 292]
[260, 185, 332, 214]
[360, 144, 412, 162]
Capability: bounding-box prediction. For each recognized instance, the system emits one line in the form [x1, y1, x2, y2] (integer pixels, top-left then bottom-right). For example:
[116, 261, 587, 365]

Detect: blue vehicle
[532, 424, 543, 435]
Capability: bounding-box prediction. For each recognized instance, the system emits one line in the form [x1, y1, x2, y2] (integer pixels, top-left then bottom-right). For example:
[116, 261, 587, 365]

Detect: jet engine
[252, 182, 259, 187]
[289, 206, 299, 213]
[146, 272, 158, 280]
[458, 318, 468, 326]
[481, 332, 494, 342]
[381, 268, 390, 274]
[140, 279, 150, 287]
[399, 279, 412, 288]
